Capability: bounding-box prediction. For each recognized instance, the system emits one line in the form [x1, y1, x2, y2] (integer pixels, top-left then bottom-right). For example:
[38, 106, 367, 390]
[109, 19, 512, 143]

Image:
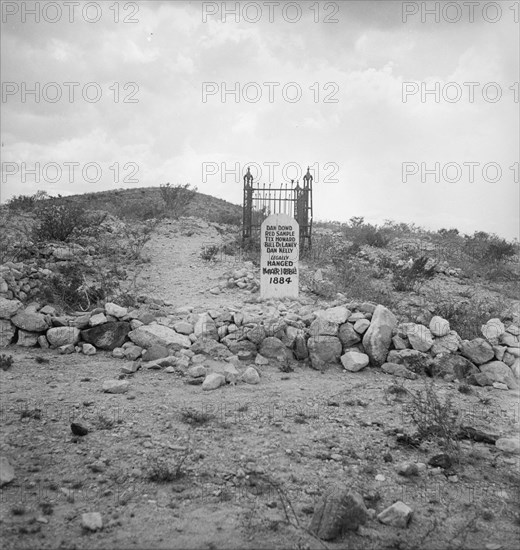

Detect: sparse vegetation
[180, 408, 214, 425]
[0, 354, 14, 371]
[145, 452, 189, 483]
[160, 183, 197, 219]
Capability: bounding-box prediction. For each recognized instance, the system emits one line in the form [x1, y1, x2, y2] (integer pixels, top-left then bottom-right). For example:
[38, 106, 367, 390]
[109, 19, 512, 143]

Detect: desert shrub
[209, 210, 242, 226]
[200, 244, 220, 261]
[145, 451, 189, 483]
[6, 190, 49, 212]
[33, 202, 90, 242]
[404, 382, 461, 458]
[343, 217, 391, 248]
[38, 261, 109, 311]
[391, 256, 436, 292]
[429, 292, 507, 340]
[160, 183, 197, 219]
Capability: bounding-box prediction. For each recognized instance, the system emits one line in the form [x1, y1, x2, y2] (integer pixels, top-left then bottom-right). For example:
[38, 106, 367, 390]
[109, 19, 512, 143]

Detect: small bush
[33, 202, 89, 242]
[160, 183, 197, 219]
[200, 244, 220, 261]
[405, 382, 461, 458]
[180, 408, 214, 425]
[391, 256, 436, 292]
[145, 453, 188, 483]
[0, 354, 13, 371]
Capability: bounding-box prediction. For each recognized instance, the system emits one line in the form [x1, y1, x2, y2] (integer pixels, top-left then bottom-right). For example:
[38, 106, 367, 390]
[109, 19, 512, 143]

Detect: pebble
[82, 512, 103, 531]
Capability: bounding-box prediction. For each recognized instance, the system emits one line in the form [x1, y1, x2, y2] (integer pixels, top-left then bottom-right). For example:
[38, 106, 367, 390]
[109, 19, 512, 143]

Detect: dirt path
[134, 218, 252, 312]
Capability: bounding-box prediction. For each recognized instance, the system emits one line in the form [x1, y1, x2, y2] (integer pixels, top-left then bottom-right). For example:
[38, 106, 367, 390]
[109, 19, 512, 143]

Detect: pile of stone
[1, 296, 518, 391]
[207, 262, 260, 295]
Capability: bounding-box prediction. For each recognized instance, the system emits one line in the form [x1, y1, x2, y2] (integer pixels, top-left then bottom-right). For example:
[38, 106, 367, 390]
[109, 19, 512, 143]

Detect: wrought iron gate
[242, 167, 313, 251]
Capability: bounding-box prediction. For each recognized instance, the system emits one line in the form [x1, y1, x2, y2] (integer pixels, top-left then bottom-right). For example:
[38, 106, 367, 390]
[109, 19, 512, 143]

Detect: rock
[511, 359, 520, 379]
[479, 361, 518, 389]
[403, 323, 433, 352]
[0, 319, 15, 347]
[353, 319, 370, 334]
[241, 366, 260, 384]
[506, 324, 520, 336]
[428, 454, 452, 469]
[460, 338, 495, 365]
[39, 305, 56, 315]
[246, 325, 266, 345]
[38, 335, 49, 349]
[309, 487, 368, 540]
[362, 305, 397, 366]
[128, 324, 190, 350]
[82, 512, 103, 531]
[467, 372, 492, 386]
[123, 345, 142, 360]
[308, 336, 342, 371]
[17, 330, 38, 347]
[11, 311, 48, 332]
[255, 353, 269, 366]
[293, 334, 309, 360]
[190, 338, 232, 359]
[316, 306, 351, 325]
[71, 422, 89, 436]
[81, 322, 131, 351]
[89, 312, 108, 327]
[0, 297, 23, 319]
[46, 326, 81, 348]
[481, 318, 505, 344]
[173, 321, 193, 335]
[492, 382, 508, 390]
[396, 462, 419, 477]
[341, 351, 369, 372]
[429, 354, 478, 379]
[386, 349, 432, 375]
[121, 362, 139, 374]
[82, 343, 96, 356]
[102, 380, 129, 394]
[202, 373, 225, 391]
[377, 501, 413, 528]
[58, 344, 75, 354]
[431, 331, 461, 356]
[0, 456, 15, 487]
[112, 347, 125, 358]
[495, 438, 520, 455]
[259, 337, 288, 360]
[188, 365, 207, 378]
[381, 362, 417, 380]
[71, 314, 91, 329]
[501, 333, 520, 347]
[194, 314, 218, 340]
[223, 363, 239, 384]
[141, 344, 170, 362]
[348, 312, 365, 322]
[309, 318, 338, 337]
[338, 323, 361, 347]
[429, 316, 450, 337]
[104, 302, 128, 318]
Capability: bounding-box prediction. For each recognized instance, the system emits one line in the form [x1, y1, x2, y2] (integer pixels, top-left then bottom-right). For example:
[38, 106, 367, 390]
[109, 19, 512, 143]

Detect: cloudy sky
[1, 0, 518, 239]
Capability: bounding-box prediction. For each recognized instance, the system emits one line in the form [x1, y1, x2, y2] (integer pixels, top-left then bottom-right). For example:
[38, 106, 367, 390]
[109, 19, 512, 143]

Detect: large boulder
[46, 326, 81, 348]
[190, 338, 232, 359]
[259, 337, 290, 361]
[429, 316, 450, 337]
[386, 349, 433, 375]
[481, 318, 505, 344]
[81, 321, 131, 350]
[309, 487, 368, 540]
[338, 323, 361, 348]
[431, 331, 461, 356]
[308, 336, 342, 371]
[11, 311, 48, 332]
[362, 305, 397, 366]
[0, 297, 23, 319]
[0, 320, 16, 347]
[194, 314, 218, 340]
[128, 324, 190, 349]
[341, 351, 369, 372]
[316, 306, 351, 325]
[479, 361, 518, 389]
[429, 354, 478, 379]
[17, 330, 38, 347]
[460, 338, 495, 365]
[406, 324, 434, 353]
[309, 318, 338, 338]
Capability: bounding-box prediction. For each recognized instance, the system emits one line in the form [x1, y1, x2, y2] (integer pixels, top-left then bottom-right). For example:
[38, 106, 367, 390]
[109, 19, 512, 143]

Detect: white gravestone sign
[260, 214, 299, 299]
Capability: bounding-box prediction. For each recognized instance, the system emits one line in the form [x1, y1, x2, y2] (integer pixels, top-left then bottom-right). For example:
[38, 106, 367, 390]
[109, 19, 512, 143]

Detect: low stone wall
[1, 297, 518, 391]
